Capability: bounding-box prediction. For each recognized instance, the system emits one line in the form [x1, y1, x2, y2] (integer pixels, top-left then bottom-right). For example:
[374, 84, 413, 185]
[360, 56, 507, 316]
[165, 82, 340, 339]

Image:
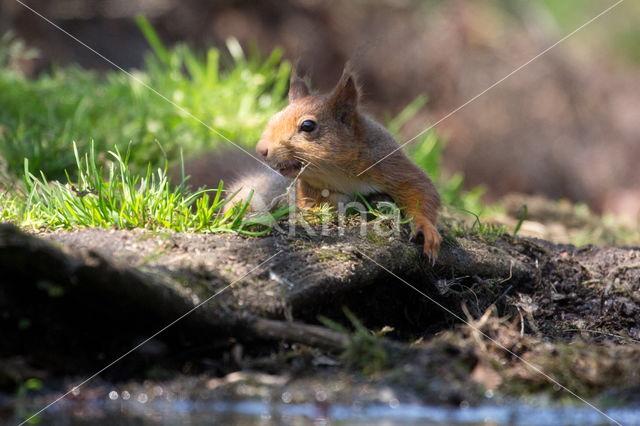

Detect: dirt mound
[1, 222, 639, 412]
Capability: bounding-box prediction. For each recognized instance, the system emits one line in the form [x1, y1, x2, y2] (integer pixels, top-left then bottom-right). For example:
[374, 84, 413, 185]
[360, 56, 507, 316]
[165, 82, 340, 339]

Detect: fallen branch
[244, 316, 349, 351]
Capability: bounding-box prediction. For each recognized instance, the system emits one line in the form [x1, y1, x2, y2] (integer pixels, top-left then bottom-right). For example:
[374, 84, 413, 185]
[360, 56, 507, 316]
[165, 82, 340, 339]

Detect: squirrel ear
[328, 67, 359, 124]
[288, 77, 310, 103]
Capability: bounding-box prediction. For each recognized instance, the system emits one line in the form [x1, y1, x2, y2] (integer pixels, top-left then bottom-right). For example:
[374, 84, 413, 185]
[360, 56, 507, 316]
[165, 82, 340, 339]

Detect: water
[7, 398, 639, 425]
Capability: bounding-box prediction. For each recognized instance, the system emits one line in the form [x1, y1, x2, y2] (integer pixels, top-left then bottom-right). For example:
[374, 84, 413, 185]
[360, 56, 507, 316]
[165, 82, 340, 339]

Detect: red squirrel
[227, 65, 441, 259]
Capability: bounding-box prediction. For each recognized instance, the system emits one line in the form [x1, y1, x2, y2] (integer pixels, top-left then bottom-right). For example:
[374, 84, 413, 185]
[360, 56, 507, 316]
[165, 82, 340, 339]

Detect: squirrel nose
[256, 140, 269, 158]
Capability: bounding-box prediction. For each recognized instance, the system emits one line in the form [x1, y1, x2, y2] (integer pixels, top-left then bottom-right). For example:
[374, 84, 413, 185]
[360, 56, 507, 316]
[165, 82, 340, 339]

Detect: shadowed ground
[1, 222, 638, 422]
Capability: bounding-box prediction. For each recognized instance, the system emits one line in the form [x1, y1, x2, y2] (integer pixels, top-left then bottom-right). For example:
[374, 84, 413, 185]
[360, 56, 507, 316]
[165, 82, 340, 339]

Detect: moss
[315, 248, 352, 263]
[365, 230, 390, 247]
[136, 243, 171, 266]
[136, 231, 172, 242]
[402, 245, 420, 261]
[440, 227, 459, 248]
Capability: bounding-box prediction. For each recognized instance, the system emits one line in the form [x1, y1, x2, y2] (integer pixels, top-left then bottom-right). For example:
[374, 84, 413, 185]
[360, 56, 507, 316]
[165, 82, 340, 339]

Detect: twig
[562, 328, 640, 344]
[244, 316, 349, 351]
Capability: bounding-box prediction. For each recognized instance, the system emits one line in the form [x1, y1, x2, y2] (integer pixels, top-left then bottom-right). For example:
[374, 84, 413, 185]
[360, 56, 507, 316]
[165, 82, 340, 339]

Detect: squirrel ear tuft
[288, 78, 310, 102]
[328, 65, 359, 124]
[289, 61, 311, 102]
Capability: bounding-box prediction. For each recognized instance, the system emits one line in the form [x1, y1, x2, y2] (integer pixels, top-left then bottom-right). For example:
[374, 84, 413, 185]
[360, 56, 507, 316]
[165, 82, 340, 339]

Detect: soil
[1, 220, 639, 423]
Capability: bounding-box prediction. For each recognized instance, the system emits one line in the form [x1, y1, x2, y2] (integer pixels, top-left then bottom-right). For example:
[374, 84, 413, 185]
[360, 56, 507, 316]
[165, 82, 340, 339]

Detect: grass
[0, 21, 481, 235]
[0, 22, 292, 233]
[448, 209, 507, 243]
[319, 308, 390, 375]
[0, 22, 290, 180]
[13, 142, 281, 235]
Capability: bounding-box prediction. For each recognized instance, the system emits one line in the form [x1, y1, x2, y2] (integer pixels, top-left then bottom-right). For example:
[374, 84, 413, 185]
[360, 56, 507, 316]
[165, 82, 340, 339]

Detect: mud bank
[0, 222, 639, 424]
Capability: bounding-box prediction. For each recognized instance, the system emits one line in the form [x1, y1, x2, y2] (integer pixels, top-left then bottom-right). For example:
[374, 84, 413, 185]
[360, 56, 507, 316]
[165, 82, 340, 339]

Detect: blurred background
[1, 0, 639, 220]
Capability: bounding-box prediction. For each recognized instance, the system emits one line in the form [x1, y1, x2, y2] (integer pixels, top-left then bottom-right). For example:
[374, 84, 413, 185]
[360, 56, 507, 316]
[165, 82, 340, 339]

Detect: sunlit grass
[5, 142, 283, 235]
[0, 20, 290, 180]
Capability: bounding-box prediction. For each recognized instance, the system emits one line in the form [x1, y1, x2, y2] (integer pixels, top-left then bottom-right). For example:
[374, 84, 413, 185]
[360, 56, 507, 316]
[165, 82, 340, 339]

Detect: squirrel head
[256, 65, 362, 182]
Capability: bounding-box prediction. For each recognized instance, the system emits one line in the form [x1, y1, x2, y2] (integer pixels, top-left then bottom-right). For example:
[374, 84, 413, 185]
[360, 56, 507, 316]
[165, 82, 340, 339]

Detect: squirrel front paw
[411, 215, 441, 263]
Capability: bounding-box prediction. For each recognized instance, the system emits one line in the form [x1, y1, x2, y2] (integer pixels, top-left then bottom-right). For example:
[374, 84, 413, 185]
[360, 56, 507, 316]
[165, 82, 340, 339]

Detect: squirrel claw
[412, 216, 441, 264]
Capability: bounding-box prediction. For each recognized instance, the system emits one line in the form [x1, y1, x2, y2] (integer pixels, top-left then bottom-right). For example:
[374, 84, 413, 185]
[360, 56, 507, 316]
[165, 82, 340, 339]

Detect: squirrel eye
[299, 120, 317, 133]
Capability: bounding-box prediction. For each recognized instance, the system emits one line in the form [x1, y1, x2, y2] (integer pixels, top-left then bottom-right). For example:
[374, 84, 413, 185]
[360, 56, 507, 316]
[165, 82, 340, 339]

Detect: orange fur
[254, 66, 441, 259]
